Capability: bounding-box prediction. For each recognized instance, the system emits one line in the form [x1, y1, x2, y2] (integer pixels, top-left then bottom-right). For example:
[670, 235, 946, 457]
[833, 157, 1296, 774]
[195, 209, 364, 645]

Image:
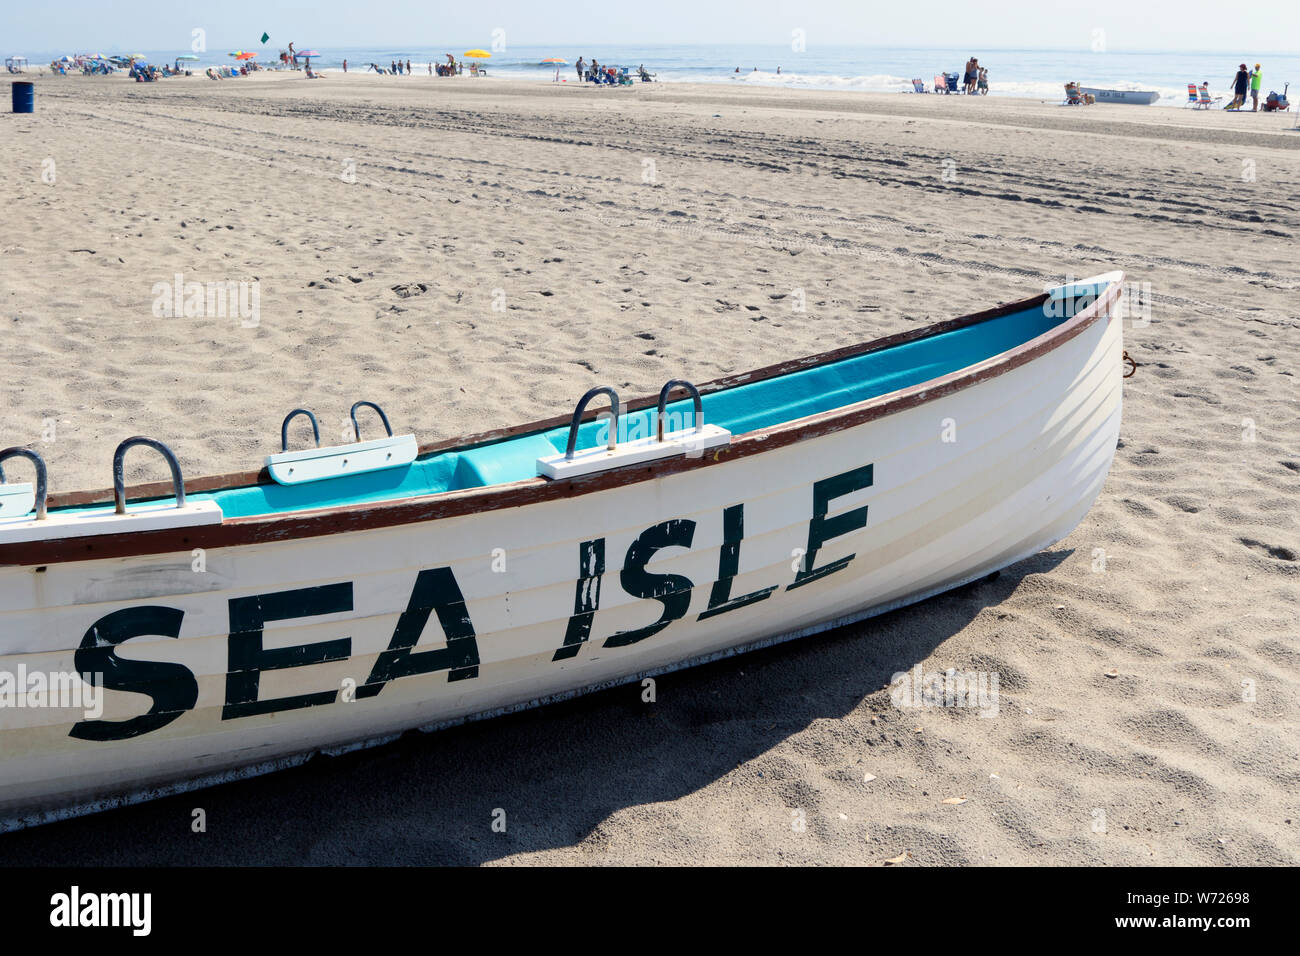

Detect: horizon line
[11, 42, 1299, 57]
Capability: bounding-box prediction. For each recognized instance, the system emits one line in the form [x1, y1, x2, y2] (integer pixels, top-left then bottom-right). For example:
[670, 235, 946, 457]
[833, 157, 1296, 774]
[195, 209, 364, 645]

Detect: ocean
[29, 44, 1300, 108]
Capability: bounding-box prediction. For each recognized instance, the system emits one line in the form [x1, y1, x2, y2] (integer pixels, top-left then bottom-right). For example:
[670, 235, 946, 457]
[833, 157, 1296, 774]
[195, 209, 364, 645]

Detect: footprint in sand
[1238, 538, 1297, 562]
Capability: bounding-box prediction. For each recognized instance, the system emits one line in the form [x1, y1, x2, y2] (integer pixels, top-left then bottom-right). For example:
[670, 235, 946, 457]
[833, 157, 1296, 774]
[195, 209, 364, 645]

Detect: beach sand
[1, 72, 1297, 865]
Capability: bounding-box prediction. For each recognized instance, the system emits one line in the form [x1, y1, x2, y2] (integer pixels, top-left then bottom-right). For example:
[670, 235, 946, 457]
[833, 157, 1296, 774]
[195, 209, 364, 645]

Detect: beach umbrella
[297, 50, 319, 57]
[463, 49, 491, 59]
[541, 57, 566, 64]
[129, 54, 146, 60]
[236, 52, 256, 60]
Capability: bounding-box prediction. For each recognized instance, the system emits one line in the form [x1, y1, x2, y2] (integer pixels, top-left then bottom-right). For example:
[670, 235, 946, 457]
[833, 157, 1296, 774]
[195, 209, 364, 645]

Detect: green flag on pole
[261, 32, 270, 44]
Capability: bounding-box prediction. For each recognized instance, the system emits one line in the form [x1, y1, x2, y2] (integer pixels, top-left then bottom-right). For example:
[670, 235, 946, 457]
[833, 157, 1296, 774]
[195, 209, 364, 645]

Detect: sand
[0, 71, 1297, 865]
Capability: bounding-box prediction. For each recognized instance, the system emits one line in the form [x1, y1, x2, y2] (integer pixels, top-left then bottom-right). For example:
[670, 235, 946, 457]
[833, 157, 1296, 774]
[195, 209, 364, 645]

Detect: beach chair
[1184, 83, 1198, 106]
[1063, 82, 1084, 106]
[943, 72, 960, 93]
[1195, 85, 1219, 109]
[911, 78, 927, 93]
[932, 74, 946, 95]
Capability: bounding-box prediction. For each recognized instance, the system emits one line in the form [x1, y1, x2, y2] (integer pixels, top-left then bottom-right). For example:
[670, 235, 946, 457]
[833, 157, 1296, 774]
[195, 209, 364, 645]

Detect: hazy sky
[3, 1, 1286, 53]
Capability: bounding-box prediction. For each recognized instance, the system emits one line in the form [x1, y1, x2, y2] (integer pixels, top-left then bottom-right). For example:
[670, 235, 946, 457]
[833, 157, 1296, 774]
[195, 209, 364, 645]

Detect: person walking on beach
[342, 59, 347, 73]
[1250, 63, 1262, 111]
[576, 57, 584, 80]
[406, 59, 412, 76]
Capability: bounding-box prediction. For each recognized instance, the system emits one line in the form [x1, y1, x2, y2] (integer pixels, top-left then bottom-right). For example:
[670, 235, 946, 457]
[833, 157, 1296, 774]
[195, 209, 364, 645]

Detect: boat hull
[0, 286, 1124, 830]
[1080, 88, 1160, 105]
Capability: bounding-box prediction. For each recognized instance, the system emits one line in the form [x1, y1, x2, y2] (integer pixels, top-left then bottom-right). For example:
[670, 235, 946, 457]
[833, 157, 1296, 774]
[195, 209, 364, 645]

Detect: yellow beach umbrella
[463, 49, 491, 59]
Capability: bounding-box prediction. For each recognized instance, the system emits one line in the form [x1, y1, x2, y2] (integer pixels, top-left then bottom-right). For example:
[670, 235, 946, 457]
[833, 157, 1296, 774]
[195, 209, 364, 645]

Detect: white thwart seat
[537, 380, 732, 480]
[0, 436, 221, 543]
[267, 401, 417, 486]
[0, 482, 35, 520]
[0, 500, 223, 544]
[537, 425, 731, 479]
[266, 434, 419, 485]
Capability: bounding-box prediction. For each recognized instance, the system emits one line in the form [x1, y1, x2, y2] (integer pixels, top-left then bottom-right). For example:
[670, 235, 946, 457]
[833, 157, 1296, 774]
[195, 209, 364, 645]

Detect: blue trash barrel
[12, 81, 34, 113]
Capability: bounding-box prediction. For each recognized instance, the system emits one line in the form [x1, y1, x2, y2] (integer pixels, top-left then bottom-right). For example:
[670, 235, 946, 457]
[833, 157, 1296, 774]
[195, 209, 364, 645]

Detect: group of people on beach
[370, 59, 414, 75]
[574, 57, 651, 84]
[355, 56, 475, 76]
[963, 57, 988, 94]
[1226, 63, 1265, 111]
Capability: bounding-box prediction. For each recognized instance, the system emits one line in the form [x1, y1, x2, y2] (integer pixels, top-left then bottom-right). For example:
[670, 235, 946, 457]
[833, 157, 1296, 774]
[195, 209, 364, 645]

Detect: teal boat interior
[44, 282, 1110, 521]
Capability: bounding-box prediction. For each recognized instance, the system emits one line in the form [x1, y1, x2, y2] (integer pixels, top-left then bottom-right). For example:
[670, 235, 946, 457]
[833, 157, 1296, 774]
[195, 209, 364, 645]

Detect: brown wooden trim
[47, 466, 272, 510]
[5, 281, 1121, 568]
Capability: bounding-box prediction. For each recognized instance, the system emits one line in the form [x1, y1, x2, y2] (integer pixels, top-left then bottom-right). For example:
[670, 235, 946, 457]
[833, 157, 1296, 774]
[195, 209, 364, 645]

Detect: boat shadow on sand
[1, 550, 1071, 865]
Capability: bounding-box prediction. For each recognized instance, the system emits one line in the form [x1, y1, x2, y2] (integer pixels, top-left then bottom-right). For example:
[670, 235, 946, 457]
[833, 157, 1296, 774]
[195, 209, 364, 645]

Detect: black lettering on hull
[70, 606, 196, 741]
[788, 464, 874, 590]
[553, 539, 605, 661]
[605, 519, 696, 648]
[358, 566, 480, 698]
[698, 503, 777, 620]
[223, 583, 353, 719]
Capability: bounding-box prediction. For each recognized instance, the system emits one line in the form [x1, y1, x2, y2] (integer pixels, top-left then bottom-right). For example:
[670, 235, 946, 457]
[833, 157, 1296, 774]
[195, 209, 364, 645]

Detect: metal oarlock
[656, 380, 704, 442]
[564, 387, 620, 460]
[350, 401, 393, 442]
[280, 409, 321, 452]
[0, 447, 48, 520]
[113, 437, 185, 514]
